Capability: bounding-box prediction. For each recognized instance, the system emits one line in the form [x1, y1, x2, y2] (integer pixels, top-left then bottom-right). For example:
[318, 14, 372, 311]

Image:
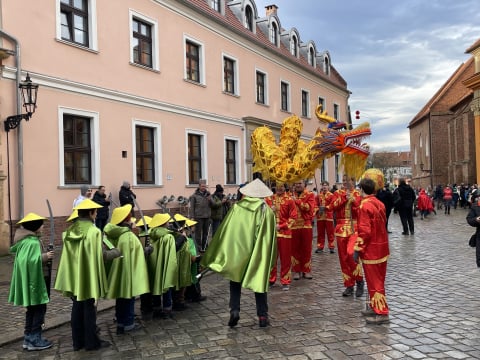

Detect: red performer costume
[315, 181, 335, 253]
[328, 177, 364, 296]
[266, 184, 297, 289]
[352, 170, 390, 325]
[291, 181, 316, 280]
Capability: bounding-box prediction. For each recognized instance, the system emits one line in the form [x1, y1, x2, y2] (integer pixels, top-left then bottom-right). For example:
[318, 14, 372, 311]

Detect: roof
[408, 57, 474, 127]
[372, 151, 411, 167]
[465, 38, 480, 54]
[182, 0, 348, 90]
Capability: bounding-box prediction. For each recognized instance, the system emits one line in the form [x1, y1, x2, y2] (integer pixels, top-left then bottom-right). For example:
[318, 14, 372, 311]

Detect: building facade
[0, 0, 352, 253]
[408, 57, 475, 190]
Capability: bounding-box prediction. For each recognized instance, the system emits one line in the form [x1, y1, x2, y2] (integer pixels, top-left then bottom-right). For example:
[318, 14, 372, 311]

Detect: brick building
[408, 57, 475, 190]
[370, 151, 411, 186]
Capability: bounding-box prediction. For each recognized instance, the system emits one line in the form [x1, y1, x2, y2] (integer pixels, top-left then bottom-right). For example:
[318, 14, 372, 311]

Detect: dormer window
[211, 0, 222, 13]
[308, 46, 315, 66]
[270, 21, 278, 46]
[290, 35, 298, 57]
[323, 55, 330, 75]
[245, 5, 254, 31]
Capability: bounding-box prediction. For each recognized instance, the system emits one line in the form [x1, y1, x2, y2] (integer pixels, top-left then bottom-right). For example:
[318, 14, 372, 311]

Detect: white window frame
[186, 129, 208, 185]
[244, 3, 256, 33]
[184, 35, 206, 85]
[222, 53, 240, 96]
[58, 106, 100, 186]
[224, 136, 240, 185]
[323, 55, 331, 75]
[280, 79, 291, 112]
[290, 34, 299, 57]
[308, 44, 316, 67]
[269, 19, 279, 47]
[129, 9, 160, 71]
[55, 0, 98, 50]
[333, 103, 340, 121]
[255, 68, 268, 105]
[132, 120, 163, 186]
[301, 89, 310, 118]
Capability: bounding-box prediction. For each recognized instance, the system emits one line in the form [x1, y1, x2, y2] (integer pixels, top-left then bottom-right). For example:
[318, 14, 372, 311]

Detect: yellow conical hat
[149, 213, 171, 228]
[185, 218, 197, 227]
[110, 204, 132, 225]
[136, 215, 152, 227]
[66, 209, 79, 222]
[74, 199, 103, 210]
[17, 212, 47, 225]
[170, 213, 189, 222]
[361, 168, 385, 191]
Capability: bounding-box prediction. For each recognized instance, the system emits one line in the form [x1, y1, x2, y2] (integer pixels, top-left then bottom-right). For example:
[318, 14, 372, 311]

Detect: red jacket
[266, 193, 297, 238]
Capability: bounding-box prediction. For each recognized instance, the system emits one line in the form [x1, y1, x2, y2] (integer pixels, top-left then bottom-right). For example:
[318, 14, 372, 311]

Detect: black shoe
[342, 286, 354, 297]
[387, 230, 392, 233]
[329, 249, 335, 254]
[402, 232, 409, 235]
[315, 248, 323, 253]
[116, 326, 125, 335]
[355, 281, 364, 297]
[85, 340, 111, 351]
[191, 295, 207, 302]
[410, 232, 414, 235]
[258, 316, 269, 328]
[173, 303, 188, 311]
[228, 310, 240, 327]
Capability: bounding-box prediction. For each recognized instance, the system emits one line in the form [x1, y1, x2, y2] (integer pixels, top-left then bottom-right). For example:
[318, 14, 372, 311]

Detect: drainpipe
[0, 29, 24, 219]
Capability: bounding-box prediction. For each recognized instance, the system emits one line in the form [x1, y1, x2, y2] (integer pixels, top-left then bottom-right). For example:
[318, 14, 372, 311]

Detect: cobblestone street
[1, 207, 480, 359]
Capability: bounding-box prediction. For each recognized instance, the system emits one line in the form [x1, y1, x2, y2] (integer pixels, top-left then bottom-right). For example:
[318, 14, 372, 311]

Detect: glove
[103, 248, 122, 261]
[144, 245, 154, 257]
[353, 250, 359, 263]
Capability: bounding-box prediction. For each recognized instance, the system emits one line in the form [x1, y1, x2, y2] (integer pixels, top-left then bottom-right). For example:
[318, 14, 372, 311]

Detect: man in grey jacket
[190, 179, 213, 252]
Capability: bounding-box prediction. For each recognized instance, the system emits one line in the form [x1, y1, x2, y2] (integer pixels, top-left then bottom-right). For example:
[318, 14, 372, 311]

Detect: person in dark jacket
[210, 184, 229, 236]
[466, 192, 480, 268]
[189, 179, 213, 252]
[396, 178, 416, 235]
[119, 181, 136, 216]
[93, 185, 111, 231]
[376, 184, 394, 233]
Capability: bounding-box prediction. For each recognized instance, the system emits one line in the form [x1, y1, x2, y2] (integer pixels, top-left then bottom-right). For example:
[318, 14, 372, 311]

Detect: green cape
[147, 227, 178, 295]
[54, 220, 108, 301]
[103, 223, 150, 299]
[8, 235, 49, 306]
[176, 239, 192, 290]
[201, 197, 277, 293]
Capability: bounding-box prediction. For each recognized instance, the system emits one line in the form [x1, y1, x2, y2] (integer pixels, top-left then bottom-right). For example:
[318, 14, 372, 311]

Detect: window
[60, 0, 89, 47]
[211, 0, 221, 12]
[335, 154, 340, 183]
[281, 81, 289, 112]
[308, 46, 315, 66]
[301, 90, 309, 117]
[132, 18, 152, 68]
[270, 22, 278, 46]
[256, 71, 266, 104]
[333, 104, 339, 120]
[186, 40, 200, 82]
[223, 56, 237, 95]
[245, 5, 254, 31]
[136, 126, 155, 184]
[63, 114, 91, 184]
[225, 139, 238, 184]
[323, 56, 330, 75]
[321, 159, 327, 182]
[318, 97, 326, 112]
[188, 133, 204, 184]
[290, 35, 298, 57]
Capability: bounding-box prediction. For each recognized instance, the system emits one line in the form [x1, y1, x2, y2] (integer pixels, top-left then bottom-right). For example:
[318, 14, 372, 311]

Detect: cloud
[253, 0, 480, 150]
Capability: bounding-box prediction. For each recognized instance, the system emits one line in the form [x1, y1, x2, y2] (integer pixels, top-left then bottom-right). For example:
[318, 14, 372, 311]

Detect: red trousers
[316, 220, 335, 250]
[337, 235, 363, 287]
[291, 227, 313, 273]
[269, 236, 292, 285]
[362, 261, 389, 315]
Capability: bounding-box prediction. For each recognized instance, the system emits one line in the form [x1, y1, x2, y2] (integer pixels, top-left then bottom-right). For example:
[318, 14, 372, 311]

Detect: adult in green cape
[54, 199, 118, 351]
[201, 178, 277, 328]
[9, 212, 54, 351]
[103, 204, 149, 334]
[139, 213, 178, 320]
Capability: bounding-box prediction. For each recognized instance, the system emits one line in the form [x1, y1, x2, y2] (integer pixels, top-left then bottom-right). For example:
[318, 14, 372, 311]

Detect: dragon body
[251, 105, 371, 183]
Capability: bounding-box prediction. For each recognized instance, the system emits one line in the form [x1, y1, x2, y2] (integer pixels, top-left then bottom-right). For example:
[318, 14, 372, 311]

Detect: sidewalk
[1, 207, 480, 359]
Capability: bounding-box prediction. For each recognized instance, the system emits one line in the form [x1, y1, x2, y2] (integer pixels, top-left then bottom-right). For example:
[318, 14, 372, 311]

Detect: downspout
[428, 115, 433, 189]
[0, 29, 23, 219]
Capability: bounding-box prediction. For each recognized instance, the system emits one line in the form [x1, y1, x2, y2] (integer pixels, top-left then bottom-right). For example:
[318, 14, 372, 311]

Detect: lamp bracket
[4, 113, 31, 132]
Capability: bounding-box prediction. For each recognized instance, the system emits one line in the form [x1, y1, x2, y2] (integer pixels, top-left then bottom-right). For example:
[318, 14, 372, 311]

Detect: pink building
[0, 0, 351, 252]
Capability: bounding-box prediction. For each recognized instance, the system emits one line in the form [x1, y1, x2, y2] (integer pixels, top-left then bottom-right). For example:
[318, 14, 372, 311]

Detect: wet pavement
[1, 207, 480, 359]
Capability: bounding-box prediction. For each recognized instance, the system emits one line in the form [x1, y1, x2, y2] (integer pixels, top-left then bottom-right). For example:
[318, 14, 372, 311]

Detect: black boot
[355, 281, 364, 297]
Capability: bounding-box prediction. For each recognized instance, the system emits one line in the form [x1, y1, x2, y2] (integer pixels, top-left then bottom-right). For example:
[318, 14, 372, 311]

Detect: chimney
[265, 4, 278, 17]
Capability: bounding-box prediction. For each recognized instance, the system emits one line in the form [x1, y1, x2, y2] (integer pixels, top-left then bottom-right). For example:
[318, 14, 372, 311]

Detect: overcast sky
[254, 0, 480, 151]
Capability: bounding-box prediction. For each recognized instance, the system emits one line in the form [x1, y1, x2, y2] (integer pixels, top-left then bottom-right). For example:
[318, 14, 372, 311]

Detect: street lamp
[4, 73, 39, 131]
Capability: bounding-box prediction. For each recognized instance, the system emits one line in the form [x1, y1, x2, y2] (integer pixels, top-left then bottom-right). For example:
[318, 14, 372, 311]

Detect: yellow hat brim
[136, 215, 152, 227]
[74, 199, 103, 210]
[110, 204, 132, 225]
[149, 213, 171, 228]
[66, 209, 79, 222]
[17, 212, 47, 224]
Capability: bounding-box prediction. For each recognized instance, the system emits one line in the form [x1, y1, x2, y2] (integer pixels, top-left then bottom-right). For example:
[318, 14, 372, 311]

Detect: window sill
[222, 91, 240, 98]
[129, 62, 160, 73]
[301, 115, 311, 120]
[280, 109, 292, 115]
[255, 102, 269, 107]
[55, 38, 99, 53]
[183, 78, 206, 87]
